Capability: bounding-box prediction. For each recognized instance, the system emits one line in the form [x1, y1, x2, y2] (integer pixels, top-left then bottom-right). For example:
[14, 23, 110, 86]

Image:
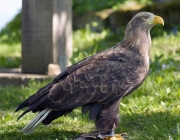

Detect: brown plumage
[16, 12, 164, 139]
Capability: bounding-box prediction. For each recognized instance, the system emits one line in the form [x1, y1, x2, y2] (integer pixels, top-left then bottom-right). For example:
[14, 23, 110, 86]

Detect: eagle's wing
[35, 48, 144, 106]
[16, 47, 147, 123]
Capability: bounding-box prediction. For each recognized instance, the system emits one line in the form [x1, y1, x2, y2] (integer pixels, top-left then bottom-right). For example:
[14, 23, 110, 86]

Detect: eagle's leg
[95, 100, 125, 140]
[74, 100, 124, 140]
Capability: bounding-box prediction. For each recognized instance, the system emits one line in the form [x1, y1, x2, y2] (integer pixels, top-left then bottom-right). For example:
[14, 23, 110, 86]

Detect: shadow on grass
[116, 111, 180, 140]
[1, 109, 180, 140]
[1, 129, 79, 140]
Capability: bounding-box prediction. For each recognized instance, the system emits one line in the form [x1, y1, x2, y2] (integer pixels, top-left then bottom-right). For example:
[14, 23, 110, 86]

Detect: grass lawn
[1, 31, 180, 140]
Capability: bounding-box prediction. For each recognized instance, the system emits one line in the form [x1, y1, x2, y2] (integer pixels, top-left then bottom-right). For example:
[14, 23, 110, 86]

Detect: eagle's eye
[141, 16, 148, 21]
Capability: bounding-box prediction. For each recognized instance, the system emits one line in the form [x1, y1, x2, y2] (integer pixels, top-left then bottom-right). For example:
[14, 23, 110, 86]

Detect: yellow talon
[103, 134, 125, 140]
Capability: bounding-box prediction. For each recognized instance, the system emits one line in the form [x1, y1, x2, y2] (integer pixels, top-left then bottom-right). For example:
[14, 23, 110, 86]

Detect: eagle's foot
[103, 134, 125, 140]
[97, 129, 126, 140]
[73, 129, 127, 140]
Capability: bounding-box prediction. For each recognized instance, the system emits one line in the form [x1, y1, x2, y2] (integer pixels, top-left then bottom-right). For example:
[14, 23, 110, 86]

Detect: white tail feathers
[21, 109, 51, 134]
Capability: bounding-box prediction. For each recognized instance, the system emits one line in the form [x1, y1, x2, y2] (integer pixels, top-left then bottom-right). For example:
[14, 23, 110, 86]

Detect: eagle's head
[127, 12, 164, 31]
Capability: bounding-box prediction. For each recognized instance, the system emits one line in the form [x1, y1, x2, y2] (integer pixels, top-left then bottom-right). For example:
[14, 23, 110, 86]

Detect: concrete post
[22, 0, 72, 74]
[53, 0, 72, 71]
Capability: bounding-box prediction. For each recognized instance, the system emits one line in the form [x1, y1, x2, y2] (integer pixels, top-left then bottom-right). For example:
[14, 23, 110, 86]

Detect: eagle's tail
[21, 109, 51, 134]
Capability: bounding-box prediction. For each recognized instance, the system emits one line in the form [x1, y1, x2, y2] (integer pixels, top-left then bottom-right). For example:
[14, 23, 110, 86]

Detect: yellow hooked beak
[151, 15, 164, 26]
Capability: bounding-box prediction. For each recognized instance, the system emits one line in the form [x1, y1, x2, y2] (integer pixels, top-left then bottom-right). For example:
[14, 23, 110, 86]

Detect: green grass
[1, 67, 180, 139]
[118, 72, 180, 140]
[1, 29, 180, 139]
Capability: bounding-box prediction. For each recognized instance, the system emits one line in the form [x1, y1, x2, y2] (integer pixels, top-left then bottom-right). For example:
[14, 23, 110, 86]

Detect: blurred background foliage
[73, 0, 152, 17]
[0, 0, 180, 70]
[0, 12, 21, 44]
